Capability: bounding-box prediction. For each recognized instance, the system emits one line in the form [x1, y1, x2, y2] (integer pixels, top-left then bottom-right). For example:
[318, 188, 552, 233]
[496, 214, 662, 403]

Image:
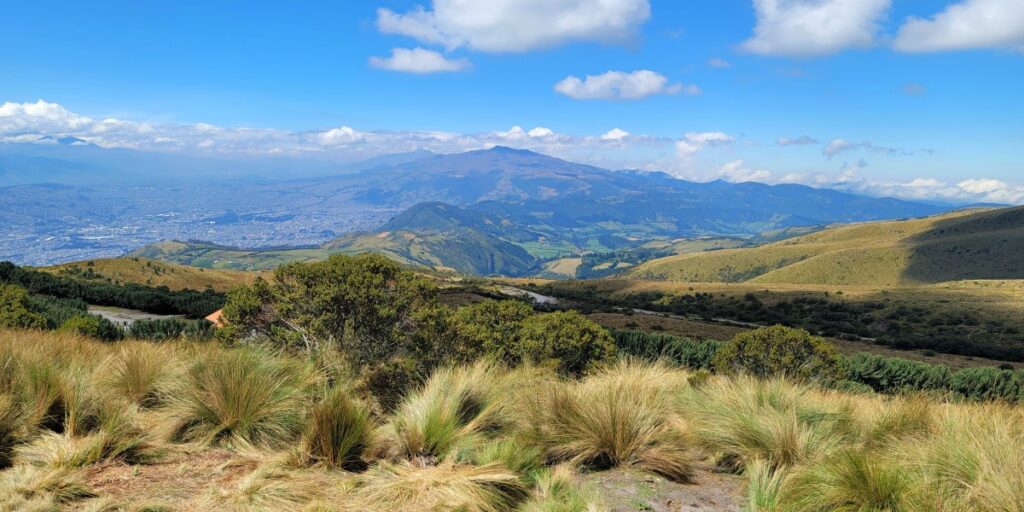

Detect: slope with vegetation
[41, 257, 258, 292]
[3, 322, 1024, 510]
[630, 206, 1024, 285]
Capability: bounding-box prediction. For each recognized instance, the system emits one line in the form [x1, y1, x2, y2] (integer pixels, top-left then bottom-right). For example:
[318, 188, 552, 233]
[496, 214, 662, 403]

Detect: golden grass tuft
[519, 359, 694, 482]
[348, 460, 528, 512]
[299, 386, 375, 470]
[166, 347, 316, 449]
[378, 361, 509, 461]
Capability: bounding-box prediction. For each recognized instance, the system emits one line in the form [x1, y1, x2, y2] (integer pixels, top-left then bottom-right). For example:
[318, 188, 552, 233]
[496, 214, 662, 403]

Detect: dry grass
[518, 360, 694, 482]
[40, 257, 260, 292]
[2, 328, 1024, 510]
[348, 460, 528, 512]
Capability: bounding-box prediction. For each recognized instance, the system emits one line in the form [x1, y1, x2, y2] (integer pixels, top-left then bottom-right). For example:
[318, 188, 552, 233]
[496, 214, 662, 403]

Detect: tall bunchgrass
[684, 376, 852, 470]
[299, 386, 375, 470]
[349, 460, 528, 512]
[167, 346, 317, 448]
[378, 361, 511, 462]
[519, 465, 604, 512]
[901, 403, 1024, 511]
[102, 342, 180, 407]
[518, 359, 694, 482]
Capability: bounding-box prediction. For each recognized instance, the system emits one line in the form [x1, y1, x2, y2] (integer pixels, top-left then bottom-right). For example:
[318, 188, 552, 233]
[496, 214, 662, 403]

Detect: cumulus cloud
[894, 0, 1024, 52]
[741, 0, 891, 56]
[777, 135, 819, 146]
[554, 70, 697, 100]
[717, 160, 773, 182]
[368, 47, 470, 73]
[376, 0, 650, 53]
[601, 128, 631, 141]
[675, 131, 734, 156]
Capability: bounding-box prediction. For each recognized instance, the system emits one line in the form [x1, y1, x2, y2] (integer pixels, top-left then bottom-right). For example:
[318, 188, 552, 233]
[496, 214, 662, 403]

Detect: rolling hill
[129, 203, 544, 276]
[628, 206, 1024, 285]
[39, 257, 260, 291]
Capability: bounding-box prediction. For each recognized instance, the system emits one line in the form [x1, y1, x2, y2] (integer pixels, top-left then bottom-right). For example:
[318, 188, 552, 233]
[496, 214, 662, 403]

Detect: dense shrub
[57, 315, 123, 342]
[613, 330, 721, 370]
[713, 326, 845, 383]
[841, 353, 951, 394]
[518, 311, 617, 377]
[0, 284, 47, 330]
[0, 261, 223, 318]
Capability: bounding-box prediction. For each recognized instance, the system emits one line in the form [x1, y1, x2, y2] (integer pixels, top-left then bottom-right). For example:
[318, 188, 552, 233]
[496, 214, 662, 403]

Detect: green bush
[0, 284, 47, 330]
[518, 311, 617, 377]
[613, 330, 721, 370]
[712, 326, 844, 383]
[58, 315, 123, 342]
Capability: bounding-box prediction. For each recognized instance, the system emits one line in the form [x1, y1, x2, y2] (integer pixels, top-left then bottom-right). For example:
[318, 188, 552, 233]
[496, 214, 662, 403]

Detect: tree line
[0, 261, 224, 318]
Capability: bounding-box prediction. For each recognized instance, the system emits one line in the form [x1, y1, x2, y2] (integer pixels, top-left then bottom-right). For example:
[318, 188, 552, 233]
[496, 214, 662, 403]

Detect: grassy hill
[629, 206, 1024, 285]
[40, 257, 260, 291]
[129, 203, 543, 276]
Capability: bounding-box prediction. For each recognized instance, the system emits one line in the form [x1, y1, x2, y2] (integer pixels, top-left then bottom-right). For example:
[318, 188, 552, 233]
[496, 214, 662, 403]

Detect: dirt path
[585, 463, 745, 512]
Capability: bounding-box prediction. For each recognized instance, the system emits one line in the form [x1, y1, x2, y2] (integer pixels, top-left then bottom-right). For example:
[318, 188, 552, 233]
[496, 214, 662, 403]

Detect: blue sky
[1, 0, 1022, 203]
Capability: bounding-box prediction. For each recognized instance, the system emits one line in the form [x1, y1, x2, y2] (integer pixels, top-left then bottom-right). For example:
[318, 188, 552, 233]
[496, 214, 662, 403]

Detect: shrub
[300, 387, 374, 470]
[0, 284, 47, 330]
[613, 330, 721, 370]
[168, 347, 312, 448]
[713, 326, 844, 383]
[518, 311, 617, 377]
[518, 360, 693, 482]
[58, 315, 123, 342]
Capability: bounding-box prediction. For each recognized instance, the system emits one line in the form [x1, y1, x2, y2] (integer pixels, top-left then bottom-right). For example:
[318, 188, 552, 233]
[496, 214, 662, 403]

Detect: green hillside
[629, 206, 1024, 285]
[130, 203, 543, 276]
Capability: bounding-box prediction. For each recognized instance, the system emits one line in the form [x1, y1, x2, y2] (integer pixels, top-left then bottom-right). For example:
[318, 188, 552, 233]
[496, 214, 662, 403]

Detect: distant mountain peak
[36, 135, 96, 146]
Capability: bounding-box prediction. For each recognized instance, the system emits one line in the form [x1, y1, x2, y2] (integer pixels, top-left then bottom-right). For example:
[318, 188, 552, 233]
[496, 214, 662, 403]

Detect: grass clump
[299, 386, 374, 470]
[167, 347, 313, 448]
[103, 343, 179, 407]
[349, 460, 528, 512]
[379, 361, 509, 462]
[0, 465, 95, 509]
[685, 376, 850, 470]
[519, 465, 604, 512]
[520, 359, 693, 482]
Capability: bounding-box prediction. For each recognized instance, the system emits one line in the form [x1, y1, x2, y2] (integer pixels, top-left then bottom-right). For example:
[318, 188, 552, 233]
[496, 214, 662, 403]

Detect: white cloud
[707, 57, 732, 68]
[741, 0, 891, 56]
[376, 0, 650, 53]
[601, 128, 631, 141]
[554, 70, 696, 100]
[675, 131, 734, 156]
[893, 0, 1024, 52]
[777, 135, 818, 146]
[368, 47, 470, 73]
[823, 138, 907, 158]
[718, 160, 773, 182]
[526, 127, 553, 138]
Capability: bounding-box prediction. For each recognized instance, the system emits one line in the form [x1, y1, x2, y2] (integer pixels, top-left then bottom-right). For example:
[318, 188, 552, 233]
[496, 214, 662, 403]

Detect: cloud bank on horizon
[2, 99, 1022, 205]
[2, 0, 1022, 204]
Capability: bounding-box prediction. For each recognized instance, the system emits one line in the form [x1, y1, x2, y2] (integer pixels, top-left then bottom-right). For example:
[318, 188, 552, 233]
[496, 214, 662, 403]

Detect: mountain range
[2, 142, 955, 269]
